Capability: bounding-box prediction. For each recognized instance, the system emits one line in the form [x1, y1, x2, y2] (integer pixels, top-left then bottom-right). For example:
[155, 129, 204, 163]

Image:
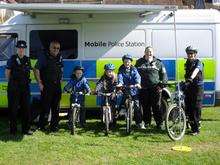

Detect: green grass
[0, 107, 220, 164]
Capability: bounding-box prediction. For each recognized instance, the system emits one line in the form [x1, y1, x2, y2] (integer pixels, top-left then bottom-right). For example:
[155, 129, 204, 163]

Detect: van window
[152, 29, 213, 58]
[0, 33, 17, 61]
[29, 30, 78, 59]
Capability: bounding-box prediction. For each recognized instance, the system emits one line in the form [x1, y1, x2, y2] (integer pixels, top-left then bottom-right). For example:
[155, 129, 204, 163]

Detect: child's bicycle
[117, 85, 136, 134]
[165, 82, 187, 141]
[65, 89, 85, 135]
[98, 91, 115, 135]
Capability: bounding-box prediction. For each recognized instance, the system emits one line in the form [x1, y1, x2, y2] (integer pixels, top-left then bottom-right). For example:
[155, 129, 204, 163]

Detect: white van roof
[0, 3, 177, 14]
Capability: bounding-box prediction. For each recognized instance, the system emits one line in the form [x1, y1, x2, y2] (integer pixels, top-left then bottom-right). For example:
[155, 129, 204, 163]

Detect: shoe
[191, 131, 199, 136]
[156, 124, 163, 130]
[22, 130, 33, 135]
[39, 126, 47, 131]
[137, 123, 146, 130]
[144, 123, 151, 129]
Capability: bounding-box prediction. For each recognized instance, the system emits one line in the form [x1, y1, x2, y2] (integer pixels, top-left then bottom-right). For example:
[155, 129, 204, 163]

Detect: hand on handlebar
[134, 84, 142, 89]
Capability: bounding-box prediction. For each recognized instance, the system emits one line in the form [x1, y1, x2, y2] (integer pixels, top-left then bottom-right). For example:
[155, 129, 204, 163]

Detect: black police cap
[16, 40, 27, 48]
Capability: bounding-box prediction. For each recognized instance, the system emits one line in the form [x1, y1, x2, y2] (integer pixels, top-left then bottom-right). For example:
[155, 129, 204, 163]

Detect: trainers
[191, 131, 199, 136]
[144, 123, 151, 129]
[156, 124, 163, 130]
[137, 123, 146, 129]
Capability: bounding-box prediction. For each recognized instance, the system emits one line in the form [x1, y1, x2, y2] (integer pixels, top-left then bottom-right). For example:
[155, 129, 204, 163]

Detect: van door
[27, 24, 81, 108]
[0, 28, 24, 108]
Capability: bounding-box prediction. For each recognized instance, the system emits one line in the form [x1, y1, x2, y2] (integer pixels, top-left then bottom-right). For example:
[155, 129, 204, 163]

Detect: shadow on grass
[57, 119, 170, 142]
[0, 117, 24, 142]
[201, 118, 220, 122]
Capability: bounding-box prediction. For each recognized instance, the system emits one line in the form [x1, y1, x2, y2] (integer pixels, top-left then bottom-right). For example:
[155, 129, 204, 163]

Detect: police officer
[184, 46, 204, 135]
[5, 40, 33, 135]
[34, 40, 63, 132]
[135, 46, 168, 129]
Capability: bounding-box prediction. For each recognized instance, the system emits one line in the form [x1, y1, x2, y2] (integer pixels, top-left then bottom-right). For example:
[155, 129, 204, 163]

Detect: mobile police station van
[0, 3, 219, 109]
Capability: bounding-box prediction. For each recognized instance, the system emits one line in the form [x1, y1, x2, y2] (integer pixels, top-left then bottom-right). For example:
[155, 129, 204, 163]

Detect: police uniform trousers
[140, 87, 163, 126]
[39, 82, 61, 130]
[185, 84, 203, 132]
[7, 81, 31, 133]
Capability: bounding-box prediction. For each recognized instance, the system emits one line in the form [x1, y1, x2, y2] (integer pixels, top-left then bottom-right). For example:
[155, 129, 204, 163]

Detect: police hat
[185, 46, 198, 54]
[16, 40, 27, 48]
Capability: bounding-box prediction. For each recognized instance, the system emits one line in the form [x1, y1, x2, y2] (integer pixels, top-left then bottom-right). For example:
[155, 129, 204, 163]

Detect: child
[117, 54, 145, 129]
[96, 63, 117, 127]
[64, 65, 90, 127]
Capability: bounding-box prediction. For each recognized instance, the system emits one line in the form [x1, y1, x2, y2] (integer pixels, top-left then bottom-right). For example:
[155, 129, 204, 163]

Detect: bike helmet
[122, 54, 133, 61]
[104, 63, 115, 70]
[185, 46, 198, 54]
[73, 65, 84, 72]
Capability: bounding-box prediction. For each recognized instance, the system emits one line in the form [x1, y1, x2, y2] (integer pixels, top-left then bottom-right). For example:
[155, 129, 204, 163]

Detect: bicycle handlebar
[97, 92, 113, 97]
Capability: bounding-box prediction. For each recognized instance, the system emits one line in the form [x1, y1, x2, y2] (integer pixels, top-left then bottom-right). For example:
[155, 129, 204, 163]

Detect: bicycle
[117, 85, 136, 134]
[98, 91, 115, 135]
[165, 82, 187, 141]
[65, 89, 85, 135]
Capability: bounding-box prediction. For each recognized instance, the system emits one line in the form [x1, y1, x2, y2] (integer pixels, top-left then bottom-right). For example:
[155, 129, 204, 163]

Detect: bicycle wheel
[71, 107, 77, 135]
[104, 106, 110, 135]
[126, 101, 133, 134]
[165, 104, 186, 141]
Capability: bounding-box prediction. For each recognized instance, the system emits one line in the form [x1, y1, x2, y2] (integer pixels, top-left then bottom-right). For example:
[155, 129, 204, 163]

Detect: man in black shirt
[135, 46, 167, 129]
[34, 40, 63, 132]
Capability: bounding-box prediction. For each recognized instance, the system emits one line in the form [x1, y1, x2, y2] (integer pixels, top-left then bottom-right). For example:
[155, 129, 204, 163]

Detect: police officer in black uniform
[34, 40, 63, 132]
[184, 46, 204, 135]
[6, 40, 33, 135]
[135, 46, 168, 129]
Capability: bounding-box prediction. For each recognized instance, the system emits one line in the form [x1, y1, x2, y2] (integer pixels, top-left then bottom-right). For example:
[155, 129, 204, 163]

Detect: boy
[64, 66, 90, 127]
[117, 54, 144, 129]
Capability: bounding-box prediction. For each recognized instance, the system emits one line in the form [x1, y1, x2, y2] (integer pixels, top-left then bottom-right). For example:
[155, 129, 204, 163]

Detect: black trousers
[39, 83, 61, 130]
[140, 87, 163, 126]
[185, 84, 203, 132]
[7, 82, 31, 133]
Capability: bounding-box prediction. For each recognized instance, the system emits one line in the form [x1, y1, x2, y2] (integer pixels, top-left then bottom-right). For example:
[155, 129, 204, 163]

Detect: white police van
[0, 3, 219, 108]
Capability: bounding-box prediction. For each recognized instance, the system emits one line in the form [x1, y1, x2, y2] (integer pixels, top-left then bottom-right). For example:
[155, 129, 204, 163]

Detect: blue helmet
[185, 46, 198, 54]
[73, 65, 84, 72]
[122, 54, 133, 61]
[104, 63, 115, 70]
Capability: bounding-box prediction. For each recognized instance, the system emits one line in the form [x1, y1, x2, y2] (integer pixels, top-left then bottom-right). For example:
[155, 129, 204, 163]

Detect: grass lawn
[0, 107, 219, 164]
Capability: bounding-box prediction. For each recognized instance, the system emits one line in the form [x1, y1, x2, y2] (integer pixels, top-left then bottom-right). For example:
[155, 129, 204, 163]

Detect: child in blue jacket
[117, 54, 145, 129]
[64, 66, 90, 127]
